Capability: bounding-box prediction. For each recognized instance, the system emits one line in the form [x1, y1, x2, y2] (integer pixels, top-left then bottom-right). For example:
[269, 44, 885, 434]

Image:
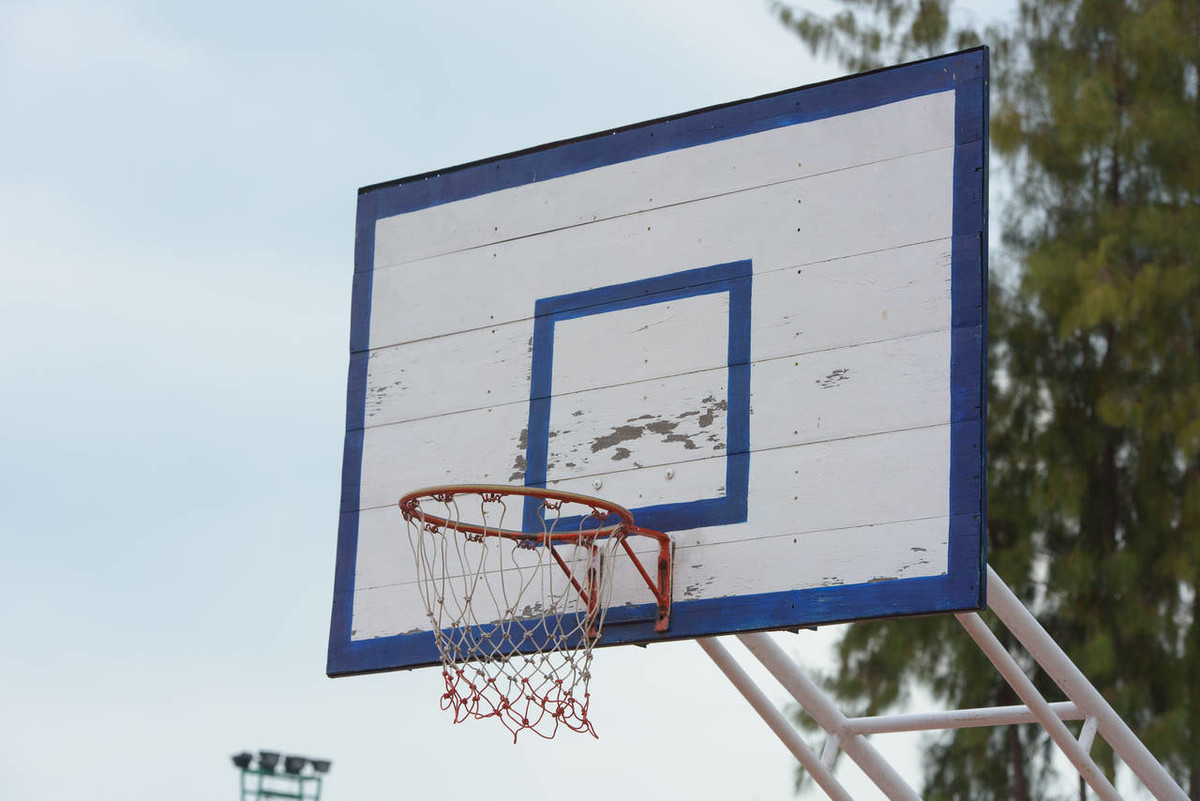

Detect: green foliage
[773, 0, 1200, 796]
[770, 0, 982, 71]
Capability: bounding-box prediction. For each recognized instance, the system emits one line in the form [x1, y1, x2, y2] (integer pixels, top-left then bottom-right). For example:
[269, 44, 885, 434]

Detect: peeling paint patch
[519, 602, 545, 619]
[682, 575, 716, 599]
[509, 428, 529, 481]
[663, 433, 699, 450]
[584, 397, 727, 457]
[508, 456, 526, 482]
[591, 425, 645, 452]
[644, 420, 679, 436]
[816, 368, 851, 389]
[548, 390, 730, 480]
[697, 397, 727, 428]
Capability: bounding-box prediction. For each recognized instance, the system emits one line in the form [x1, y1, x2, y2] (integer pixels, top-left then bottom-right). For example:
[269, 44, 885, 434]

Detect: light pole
[231, 750, 332, 801]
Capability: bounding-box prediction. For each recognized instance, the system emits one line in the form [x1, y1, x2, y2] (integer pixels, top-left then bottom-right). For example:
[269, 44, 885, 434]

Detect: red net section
[400, 487, 628, 740]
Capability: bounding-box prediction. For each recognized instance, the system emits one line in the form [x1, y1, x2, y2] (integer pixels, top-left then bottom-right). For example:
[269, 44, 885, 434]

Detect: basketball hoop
[398, 484, 673, 740]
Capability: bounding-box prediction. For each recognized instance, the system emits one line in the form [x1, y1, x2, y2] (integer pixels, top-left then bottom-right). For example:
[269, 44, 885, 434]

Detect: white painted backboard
[329, 50, 988, 675]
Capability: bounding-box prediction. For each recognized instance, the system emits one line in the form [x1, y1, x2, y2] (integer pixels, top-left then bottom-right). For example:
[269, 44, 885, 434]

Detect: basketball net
[401, 488, 627, 741]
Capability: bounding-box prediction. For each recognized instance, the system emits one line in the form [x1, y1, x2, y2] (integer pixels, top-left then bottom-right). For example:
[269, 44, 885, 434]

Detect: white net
[401, 488, 626, 740]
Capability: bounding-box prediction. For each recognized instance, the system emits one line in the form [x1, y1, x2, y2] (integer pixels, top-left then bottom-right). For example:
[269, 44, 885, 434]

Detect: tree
[771, 0, 1200, 797]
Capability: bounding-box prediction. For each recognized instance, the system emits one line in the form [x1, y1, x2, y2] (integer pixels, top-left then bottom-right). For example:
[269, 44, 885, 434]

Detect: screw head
[592, 478, 603, 491]
[665, 468, 675, 480]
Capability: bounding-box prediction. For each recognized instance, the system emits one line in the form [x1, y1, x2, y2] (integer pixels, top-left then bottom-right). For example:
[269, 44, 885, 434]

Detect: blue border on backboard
[328, 47, 988, 677]
[523, 260, 752, 533]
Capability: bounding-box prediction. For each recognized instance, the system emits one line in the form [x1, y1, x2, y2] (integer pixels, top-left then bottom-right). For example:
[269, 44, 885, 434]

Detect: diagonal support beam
[984, 567, 1189, 801]
[738, 631, 922, 801]
[956, 611, 1121, 800]
[697, 566, 1188, 800]
[697, 637, 854, 801]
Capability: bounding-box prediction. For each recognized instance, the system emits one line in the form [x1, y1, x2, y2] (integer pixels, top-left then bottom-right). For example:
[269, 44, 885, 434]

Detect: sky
[1, 2, 1012, 799]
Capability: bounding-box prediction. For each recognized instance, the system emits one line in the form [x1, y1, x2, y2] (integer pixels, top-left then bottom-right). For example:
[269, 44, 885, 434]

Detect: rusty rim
[398, 484, 635, 542]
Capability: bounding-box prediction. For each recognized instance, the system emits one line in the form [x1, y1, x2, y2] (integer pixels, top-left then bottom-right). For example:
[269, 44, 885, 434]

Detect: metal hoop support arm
[620, 526, 673, 633]
[542, 526, 672, 634]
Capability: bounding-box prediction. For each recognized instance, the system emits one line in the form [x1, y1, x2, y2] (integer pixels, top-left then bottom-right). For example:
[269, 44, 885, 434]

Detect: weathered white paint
[353, 423, 950, 627]
[356, 329, 951, 512]
[353, 514, 950, 640]
[361, 238, 952, 429]
[550, 290, 729, 396]
[349, 89, 964, 643]
[358, 401, 531, 510]
[544, 371, 729, 484]
[362, 320, 534, 427]
[367, 146, 955, 349]
[548, 425, 950, 545]
[372, 91, 955, 269]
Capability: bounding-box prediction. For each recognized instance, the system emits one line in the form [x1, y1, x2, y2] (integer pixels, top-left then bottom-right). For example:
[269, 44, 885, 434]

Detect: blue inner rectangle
[523, 261, 752, 533]
[328, 48, 988, 677]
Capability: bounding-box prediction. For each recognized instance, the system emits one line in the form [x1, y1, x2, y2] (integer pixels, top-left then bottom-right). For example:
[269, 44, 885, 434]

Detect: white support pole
[821, 735, 841, 770]
[1078, 717, 1100, 754]
[843, 701, 1084, 736]
[985, 567, 1190, 801]
[737, 632, 923, 801]
[696, 566, 1186, 800]
[956, 611, 1122, 800]
[696, 637, 855, 801]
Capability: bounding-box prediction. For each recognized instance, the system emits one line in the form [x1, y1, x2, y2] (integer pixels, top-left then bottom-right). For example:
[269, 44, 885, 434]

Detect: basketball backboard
[328, 48, 987, 677]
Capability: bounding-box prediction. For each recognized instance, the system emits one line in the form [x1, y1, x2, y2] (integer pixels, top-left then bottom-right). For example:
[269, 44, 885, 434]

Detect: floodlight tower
[231, 750, 331, 801]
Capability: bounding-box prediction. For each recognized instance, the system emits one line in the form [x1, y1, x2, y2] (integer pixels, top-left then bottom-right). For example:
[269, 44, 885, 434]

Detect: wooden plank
[361, 320, 534, 429]
[356, 330, 952, 511]
[545, 369, 730, 486]
[371, 91, 956, 268]
[357, 401, 531, 510]
[352, 423, 950, 598]
[751, 238, 952, 362]
[748, 330, 951, 455]
[550, 289, 729, 397]
[360, 239, 952, 428]
[365, 145, 956, 350]
[547, 424, 950, 545]
[349, 514, 951, 641]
